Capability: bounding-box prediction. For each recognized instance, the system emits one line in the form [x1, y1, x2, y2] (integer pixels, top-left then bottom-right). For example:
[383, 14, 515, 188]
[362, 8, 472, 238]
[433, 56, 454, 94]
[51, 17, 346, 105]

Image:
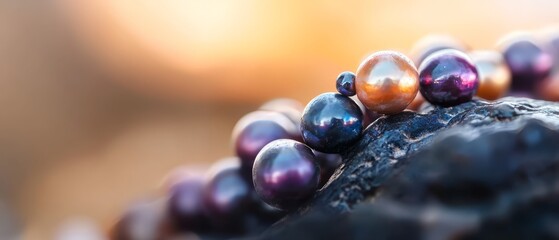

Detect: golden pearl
[469, 50, 511, 100]
[355, 51, 419, 115]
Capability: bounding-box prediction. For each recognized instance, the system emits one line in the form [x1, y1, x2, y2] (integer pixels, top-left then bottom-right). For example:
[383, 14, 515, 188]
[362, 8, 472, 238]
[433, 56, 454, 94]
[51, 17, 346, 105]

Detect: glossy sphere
[470, 50, 511, 100]
[232, 111, 298, 175]
[167, 176, 207, 231]
[500, 37, 552, 93]
[203, 158, 252, 230]
[313, 150, 342, 186]
[336, 71, 357, 96]
[252, 139, 320, 210]
[410, 34, 468, 68]
[301, 93, 363, 153]
[419, 49, 480, 107]
[355, 51, 419, 114]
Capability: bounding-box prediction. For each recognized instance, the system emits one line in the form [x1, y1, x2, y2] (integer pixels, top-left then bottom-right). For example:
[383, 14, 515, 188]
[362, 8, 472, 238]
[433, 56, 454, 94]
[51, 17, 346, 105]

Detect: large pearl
[470, 50, 511, 100]
[410, 34, 468, 68]
[301, 93, 363, 153]
[355, 51, 419, 114]
[252, 139, 320, 210]
[499, 34, 553, 94]
[419, 49, 479, 107]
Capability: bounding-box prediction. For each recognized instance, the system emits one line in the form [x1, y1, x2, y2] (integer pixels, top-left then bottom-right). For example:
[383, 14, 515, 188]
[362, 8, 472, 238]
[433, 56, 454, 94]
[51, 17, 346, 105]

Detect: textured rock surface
[257, 97, 559, 239]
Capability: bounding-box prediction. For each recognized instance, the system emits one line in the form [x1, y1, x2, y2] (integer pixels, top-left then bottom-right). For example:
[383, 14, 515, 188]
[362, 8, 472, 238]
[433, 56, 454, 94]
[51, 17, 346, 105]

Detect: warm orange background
[0, 0, 558, 239]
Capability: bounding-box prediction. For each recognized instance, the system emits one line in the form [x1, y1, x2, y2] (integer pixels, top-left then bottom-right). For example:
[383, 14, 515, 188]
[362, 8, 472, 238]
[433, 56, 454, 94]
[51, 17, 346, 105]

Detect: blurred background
[0, 0, 558, 238]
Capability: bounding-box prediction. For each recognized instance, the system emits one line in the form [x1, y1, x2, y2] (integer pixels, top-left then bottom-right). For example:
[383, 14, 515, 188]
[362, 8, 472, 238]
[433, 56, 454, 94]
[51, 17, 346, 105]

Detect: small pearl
[419, 49, 479, 107]
[335, 71, 357, 96]
[470, 50, 511, 100]
[355, 51, 419, 114]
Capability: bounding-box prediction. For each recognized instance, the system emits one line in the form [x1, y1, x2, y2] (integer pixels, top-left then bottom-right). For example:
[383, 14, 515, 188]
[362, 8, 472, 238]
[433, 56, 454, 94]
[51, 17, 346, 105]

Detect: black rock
[255, 97, 559, 240]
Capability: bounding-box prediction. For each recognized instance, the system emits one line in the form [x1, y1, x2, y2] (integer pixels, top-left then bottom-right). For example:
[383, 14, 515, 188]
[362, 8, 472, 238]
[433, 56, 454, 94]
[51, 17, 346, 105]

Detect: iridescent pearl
[419, 49, 479, 107]
[499, 34, 553, 94]
[355, 51, 419, 114]
[301, 93, 363, 153]
[203, 158, 253, 232]
[232, 111, 298, 176]
[469, 50, 511, 100]
[336, 71, 357, 96]
[252, 139, 320, 210]
[410, 34, 468, 68]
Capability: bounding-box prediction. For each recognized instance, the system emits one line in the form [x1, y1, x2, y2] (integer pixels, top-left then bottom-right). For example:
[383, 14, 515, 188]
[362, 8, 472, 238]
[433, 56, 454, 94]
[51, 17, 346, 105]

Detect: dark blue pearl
[336, 71, 356, 96]
[232, 111, 298, 176]
[252, 139, 320, 210]
[313, 150, 342, 186]
[301, 93, 363, 153]
[167, 176, 208, 231]
[203, 158, 253, 231]
[502, 39, 553, 94]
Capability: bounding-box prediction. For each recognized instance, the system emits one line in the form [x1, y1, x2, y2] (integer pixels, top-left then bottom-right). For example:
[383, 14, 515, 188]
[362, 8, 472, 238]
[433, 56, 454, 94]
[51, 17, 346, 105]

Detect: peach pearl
[469, 50, 511, 100]
[355, 51, 419, 115]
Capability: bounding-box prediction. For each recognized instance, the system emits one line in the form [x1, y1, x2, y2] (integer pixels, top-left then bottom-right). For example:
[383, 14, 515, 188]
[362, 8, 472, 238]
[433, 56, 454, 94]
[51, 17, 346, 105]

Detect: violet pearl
[252, 139, 320, 210]
[336, 71, 357, 96]
[167, 177, 207, 231]
[203, 158, 253, 231]
[419, 49, 480, 107]
[232, 111, 298, 176]
[313, 150, 342, 187]
[501, 38, 553, 93]
[301, 93, 363, 153]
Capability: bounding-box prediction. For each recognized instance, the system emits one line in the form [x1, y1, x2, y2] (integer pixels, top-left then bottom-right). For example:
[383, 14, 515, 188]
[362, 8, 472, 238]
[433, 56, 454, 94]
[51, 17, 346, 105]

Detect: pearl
[301, 93, 363, 153]
[252, 139, 320, 210]
[232, 111, 298, 176]
[167, 177, 208, 231]
[419, 49, 480, 107]
[499, 34, 553, 94]
[313, 150, 342, 187]
[355, 51, 419, 114]
[469, 50, 511, 100]
[203, 158, 253, 231]
[410, 34, 468, 68]
[335, 71, 357, 96]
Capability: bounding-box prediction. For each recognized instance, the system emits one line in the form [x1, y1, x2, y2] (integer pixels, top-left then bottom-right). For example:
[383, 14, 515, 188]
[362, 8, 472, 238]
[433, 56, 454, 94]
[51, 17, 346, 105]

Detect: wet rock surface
[256, 97, 559, 240]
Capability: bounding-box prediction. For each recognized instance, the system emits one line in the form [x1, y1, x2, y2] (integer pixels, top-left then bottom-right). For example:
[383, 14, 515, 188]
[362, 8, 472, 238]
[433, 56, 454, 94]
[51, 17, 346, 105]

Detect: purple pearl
[232, 111, 298, 176]
[167, 176, 207, 231]
[313, 150, 342, 186]
[259, 99, 304, 141]
[502, 38, 553, 93]
[203, 158, 253, 231]
[336, 71, 357, 96]
[419, 49, 480, 107]
[252, 139, 320, 210]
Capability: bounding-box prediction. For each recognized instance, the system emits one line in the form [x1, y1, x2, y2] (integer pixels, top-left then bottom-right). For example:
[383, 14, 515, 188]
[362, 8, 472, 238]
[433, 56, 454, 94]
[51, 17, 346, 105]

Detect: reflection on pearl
[355, 51, 419, 114]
